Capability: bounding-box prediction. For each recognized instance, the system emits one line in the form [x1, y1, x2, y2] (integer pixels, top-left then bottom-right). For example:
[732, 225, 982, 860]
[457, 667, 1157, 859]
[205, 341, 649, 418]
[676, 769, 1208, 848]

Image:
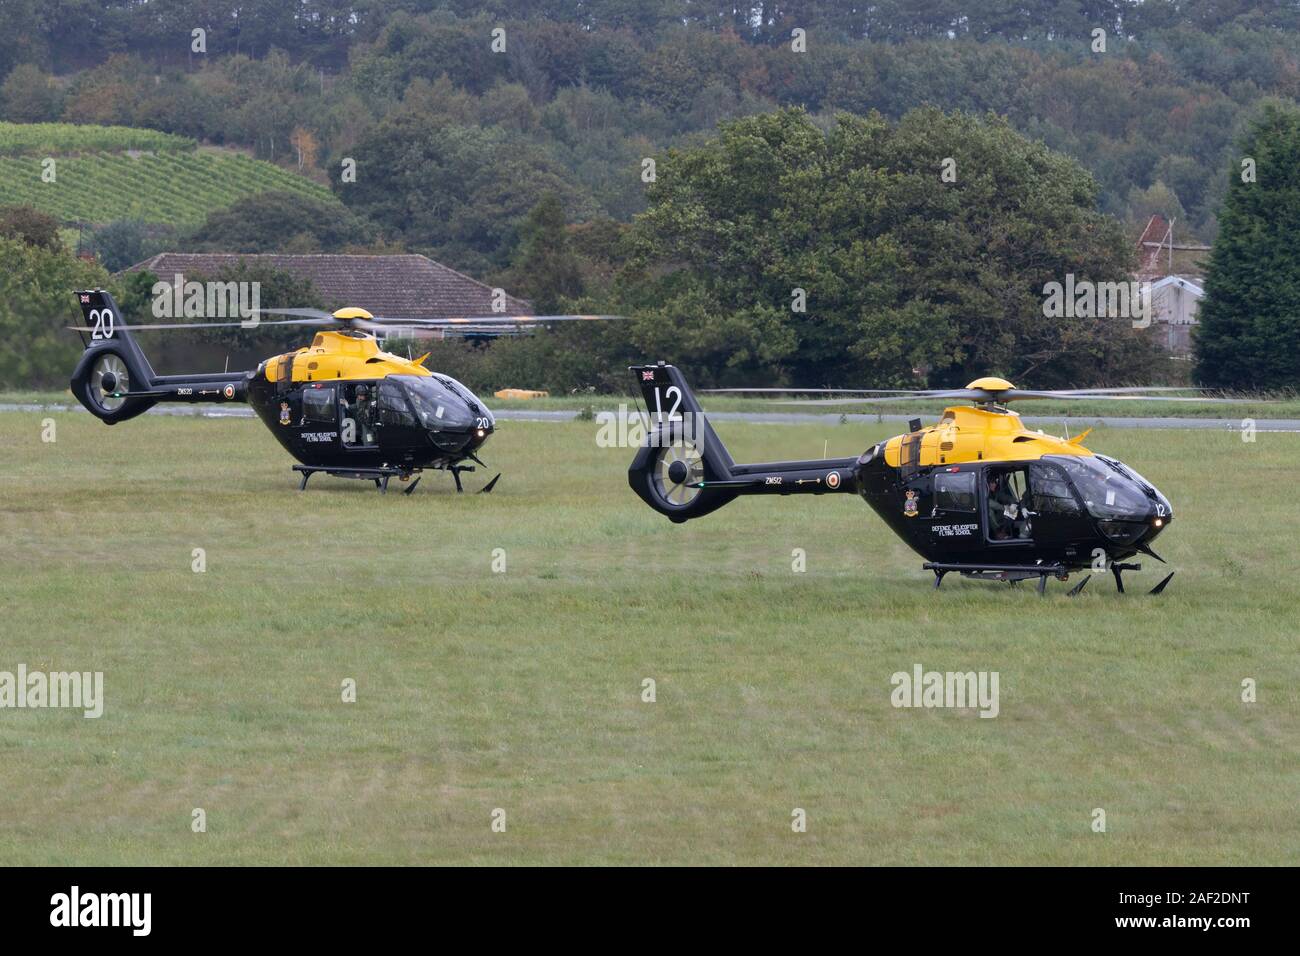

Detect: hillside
[0, 121, 194, 153]
[0, 123, 338, 226]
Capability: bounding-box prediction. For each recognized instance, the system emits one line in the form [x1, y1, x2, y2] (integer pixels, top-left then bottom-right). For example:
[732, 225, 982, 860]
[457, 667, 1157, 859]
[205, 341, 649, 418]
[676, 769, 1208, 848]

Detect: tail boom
[70, 290, 249, 424]
[628, 363, 858, 522]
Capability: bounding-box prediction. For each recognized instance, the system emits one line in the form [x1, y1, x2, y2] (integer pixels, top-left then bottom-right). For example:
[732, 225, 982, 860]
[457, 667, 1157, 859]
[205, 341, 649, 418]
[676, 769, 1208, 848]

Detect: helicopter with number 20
[69, 289, 618, 494]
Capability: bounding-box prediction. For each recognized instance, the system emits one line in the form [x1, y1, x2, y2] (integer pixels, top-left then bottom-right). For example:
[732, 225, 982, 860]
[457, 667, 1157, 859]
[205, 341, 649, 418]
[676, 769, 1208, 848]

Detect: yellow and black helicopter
[628, 363, 1252, 595]
[69, 290, 615, 493]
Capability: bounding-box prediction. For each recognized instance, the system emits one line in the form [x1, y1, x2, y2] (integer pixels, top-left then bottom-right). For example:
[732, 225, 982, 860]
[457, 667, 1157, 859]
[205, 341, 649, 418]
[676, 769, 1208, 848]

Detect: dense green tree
[10, 2, 1300, 391]
[0, 0, 48, 80]
[500, 193, 584, 312]
[1194, 103, 1300, 389]
[0, 205, 63, 251]
[18, 9, 1300, 242]
[0, 238, 110, 389]
[181, 191, 378, 254]
[337, 106, 594, 272]
[624, 107, 1157, 388]
[0, 64, 63, 122]
[86, 220, 175, 272]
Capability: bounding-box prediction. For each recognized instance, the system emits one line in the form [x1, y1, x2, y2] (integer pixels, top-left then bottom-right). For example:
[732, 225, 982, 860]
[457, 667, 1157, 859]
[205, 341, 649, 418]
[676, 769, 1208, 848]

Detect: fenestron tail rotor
[652, 438, 705, 507]
[88, 353, 129, 412]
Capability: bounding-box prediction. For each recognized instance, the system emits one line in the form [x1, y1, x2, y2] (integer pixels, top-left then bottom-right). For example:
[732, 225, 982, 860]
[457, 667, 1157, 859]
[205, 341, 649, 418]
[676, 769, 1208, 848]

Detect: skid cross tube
[293, 464, 417, 493]
[924, 561, 1070, 597]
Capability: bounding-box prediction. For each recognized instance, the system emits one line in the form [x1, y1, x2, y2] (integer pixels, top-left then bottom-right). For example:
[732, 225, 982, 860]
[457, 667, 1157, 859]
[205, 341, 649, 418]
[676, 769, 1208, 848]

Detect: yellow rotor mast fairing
[882, 403, 1093, 469]
[263, 309, 434, 385]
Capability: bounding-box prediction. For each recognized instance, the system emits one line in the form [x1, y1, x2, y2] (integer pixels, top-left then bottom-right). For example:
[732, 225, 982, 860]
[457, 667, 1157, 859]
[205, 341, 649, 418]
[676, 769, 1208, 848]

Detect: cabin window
[899, 433, 922, 477]
[1053, 456, 1150, 519]
[378, 380, 417, 428]
[934, 471, 976, 512]
[303, 386, 335, 423]
[1028, 461, 1082, 516]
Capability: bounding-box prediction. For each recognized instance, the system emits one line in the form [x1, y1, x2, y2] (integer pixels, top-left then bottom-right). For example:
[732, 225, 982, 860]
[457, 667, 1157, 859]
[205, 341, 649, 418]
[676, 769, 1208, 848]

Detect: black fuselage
[245, 374, 493, 472]
[853, 446, 1171, 571]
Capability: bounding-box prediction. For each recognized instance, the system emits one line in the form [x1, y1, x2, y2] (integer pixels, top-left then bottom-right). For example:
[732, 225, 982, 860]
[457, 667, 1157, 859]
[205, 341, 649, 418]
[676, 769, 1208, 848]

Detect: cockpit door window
[1027, 460, 1082, 516]
[933, 471, 977, 512]
[378, 380, 417, 428]
[302, 385, 336, 424]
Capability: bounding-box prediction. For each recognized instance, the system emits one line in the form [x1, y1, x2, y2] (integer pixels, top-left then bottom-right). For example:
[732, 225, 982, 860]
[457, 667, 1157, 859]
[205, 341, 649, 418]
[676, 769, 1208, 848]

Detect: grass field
[9, 388, 1300, 422]
[1, 409, 1297, 865]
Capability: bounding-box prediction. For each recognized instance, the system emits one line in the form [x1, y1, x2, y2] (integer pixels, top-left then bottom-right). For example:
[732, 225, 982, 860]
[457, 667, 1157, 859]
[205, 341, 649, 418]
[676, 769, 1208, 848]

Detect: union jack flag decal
[641, 370, 655, 381]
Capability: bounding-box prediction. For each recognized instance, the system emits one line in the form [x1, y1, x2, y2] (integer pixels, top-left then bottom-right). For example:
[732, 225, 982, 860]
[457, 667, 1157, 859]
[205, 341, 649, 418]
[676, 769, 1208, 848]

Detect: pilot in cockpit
[987, 473, 1027, 540]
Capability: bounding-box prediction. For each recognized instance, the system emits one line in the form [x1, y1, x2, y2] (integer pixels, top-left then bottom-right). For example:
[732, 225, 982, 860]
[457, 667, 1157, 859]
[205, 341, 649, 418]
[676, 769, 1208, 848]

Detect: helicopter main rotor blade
[773, 390, 989, 406]
[774, 390, 1263, 407]
[702, 387, 932, 395]
[712, 384, 1215, 397]
[378, 326, 531, 338]
[1042, 386, 1214, 395]
[66, 318, 330, 331]
[995, 390, 1261, 404]
[250, 307, 338, 321]
[364, 314, 625, 325]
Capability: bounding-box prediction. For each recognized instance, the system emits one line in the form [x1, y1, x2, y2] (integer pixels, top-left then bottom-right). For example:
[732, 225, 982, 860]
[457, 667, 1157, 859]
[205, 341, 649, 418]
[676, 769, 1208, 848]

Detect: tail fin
[69, 290, 250, 423]
[69, 290, 159, 424]
[627, 363, 859, 523]
[628, 363, 739, 522]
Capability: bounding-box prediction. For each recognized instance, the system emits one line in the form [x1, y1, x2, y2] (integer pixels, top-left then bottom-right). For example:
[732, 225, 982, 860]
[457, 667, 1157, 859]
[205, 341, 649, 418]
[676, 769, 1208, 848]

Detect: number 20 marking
[88, 308, 114, 340]
[653, 385, 682, 422]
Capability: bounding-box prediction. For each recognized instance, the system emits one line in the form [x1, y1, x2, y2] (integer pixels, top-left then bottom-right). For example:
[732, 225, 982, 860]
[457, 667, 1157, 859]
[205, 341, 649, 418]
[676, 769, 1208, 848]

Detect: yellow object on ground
[494, 388, 549, 399]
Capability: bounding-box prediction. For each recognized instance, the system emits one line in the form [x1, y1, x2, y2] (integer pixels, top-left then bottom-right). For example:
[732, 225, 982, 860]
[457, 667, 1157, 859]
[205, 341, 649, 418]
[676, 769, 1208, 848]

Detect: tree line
[1, 3, 1295, 390]
[7, 7, 1300, 242]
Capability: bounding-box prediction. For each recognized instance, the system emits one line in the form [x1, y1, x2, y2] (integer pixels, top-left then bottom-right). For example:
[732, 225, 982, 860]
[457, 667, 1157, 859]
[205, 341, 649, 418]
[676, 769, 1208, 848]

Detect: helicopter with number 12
[626, 362, 1254, 596]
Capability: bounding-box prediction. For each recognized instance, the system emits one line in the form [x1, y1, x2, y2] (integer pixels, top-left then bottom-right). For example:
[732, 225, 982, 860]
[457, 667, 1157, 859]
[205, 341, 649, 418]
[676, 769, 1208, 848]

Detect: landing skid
[922, 561, 1173, 597]
[925, 562, 1068, 597]
[1110, 562, 1175, 595]
[291, 464, 501, 494]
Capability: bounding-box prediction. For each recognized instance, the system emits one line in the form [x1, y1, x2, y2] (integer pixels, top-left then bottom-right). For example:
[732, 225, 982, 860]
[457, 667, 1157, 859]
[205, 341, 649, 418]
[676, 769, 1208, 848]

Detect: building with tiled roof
[120, 252, 532, 321]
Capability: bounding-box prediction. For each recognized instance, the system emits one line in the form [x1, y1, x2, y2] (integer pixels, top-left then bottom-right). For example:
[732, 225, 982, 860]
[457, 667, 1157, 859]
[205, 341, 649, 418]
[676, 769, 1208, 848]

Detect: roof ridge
[115, 251, 533, 315]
